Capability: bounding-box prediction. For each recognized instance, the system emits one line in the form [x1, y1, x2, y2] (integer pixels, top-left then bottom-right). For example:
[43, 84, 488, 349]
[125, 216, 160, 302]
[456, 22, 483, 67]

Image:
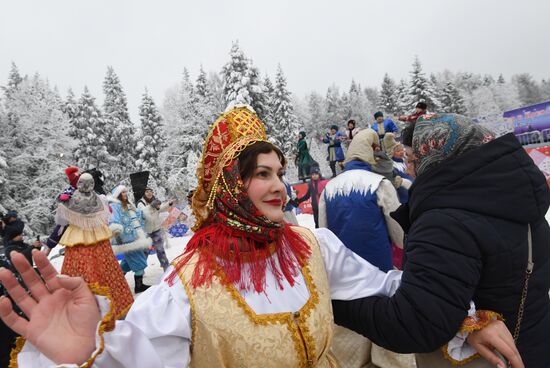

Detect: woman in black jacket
[332, 113, 550, 367]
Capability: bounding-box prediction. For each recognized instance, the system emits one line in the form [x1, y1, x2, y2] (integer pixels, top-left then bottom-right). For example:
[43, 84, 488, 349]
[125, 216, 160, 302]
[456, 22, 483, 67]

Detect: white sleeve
[376, 179, 404, 248]
[313, 228, 402, 300]
[159, 201, 171, 213]
[17, 274, 192, 368]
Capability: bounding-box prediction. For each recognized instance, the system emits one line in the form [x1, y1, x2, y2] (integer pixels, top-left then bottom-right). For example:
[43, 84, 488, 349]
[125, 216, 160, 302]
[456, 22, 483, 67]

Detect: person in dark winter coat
[332, 113, 548, 367]
[293, 166, 326, 228]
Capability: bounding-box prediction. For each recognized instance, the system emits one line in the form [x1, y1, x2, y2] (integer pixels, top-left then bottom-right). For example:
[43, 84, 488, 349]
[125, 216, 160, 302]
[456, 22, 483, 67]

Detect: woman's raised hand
[0, 250, 100, 365]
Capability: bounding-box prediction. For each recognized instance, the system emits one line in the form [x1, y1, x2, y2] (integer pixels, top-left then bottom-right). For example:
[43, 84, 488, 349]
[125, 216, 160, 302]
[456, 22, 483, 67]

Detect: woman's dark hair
[239, 141, 287, 180]
[401, 121, 416, 147]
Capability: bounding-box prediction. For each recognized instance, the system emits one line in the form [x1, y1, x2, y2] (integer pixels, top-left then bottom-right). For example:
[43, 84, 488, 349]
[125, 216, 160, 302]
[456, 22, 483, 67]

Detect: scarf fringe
[55, 205, 109, 230]
[166, 223, 311, 293]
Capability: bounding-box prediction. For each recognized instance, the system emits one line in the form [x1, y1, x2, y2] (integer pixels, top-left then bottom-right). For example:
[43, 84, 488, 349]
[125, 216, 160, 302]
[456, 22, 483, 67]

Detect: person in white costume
[0, 106, 522, 368]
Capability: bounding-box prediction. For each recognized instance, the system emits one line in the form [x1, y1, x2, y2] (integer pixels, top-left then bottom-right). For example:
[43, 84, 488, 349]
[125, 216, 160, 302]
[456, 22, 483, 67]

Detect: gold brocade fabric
[59, 223, 112, 247]
[61, 239, 133, 318]
[177, 226, 338, 368]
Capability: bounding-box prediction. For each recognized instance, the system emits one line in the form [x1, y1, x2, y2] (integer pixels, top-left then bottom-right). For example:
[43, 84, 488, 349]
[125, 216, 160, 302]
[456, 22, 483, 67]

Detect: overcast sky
[1, 0, 549, 120]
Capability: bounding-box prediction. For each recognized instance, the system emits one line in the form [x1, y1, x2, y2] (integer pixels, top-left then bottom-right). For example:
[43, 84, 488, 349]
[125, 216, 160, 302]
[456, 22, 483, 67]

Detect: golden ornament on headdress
[191, 105, 270, 230]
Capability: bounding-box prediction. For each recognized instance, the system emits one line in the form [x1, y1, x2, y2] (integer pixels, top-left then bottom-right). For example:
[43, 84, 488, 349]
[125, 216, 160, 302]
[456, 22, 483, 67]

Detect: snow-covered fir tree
[306, 91, 326, 136]
[270, 64, 298, 155]
[247, 61, 268, 121]
[407, 56, 440, 111]
[348, 80, 370, 126]
[497, 74, 506, 84]
[262, 74, 276, 133]
[2, 62, 23, 100]
[0, 72, 74, 234]
[394, 79, 409, 115]
[161, 69, 209, 198]
[440, 81, 466, 114]
[325, 85, 341, 127]
[102, 66, 136, 184]
[136, 90, 166, 179]
[513, 73, 542, 106]
[221, 41, 252, 109]
[72, 87, 112, 173]
[195, 65, 212, 106]
[378, 74, 398, 114]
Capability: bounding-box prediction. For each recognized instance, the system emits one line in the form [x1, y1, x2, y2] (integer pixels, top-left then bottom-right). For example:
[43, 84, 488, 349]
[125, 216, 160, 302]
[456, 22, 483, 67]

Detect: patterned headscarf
[412, 113, 496, 177]
[168, 106, 311, 293]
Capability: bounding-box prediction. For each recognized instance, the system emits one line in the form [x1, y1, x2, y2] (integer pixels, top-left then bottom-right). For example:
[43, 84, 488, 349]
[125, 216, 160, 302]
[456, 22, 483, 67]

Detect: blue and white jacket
[319, 160, 403, 272]
[108, 199, 152, 255]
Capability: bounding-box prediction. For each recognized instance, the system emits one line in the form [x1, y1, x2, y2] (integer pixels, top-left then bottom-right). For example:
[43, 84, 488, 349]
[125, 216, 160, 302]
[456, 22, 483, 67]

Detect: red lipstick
[264, 199, 282, 206]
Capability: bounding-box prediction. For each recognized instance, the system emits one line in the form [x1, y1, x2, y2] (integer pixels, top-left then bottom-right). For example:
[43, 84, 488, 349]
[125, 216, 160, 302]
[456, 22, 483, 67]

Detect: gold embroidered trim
[441, 344, 481, 366]
[177, 267, 198, 355]
[458, 310, 503, 334]
[8, 336, 25, 368]
[8, 283, 116, 368]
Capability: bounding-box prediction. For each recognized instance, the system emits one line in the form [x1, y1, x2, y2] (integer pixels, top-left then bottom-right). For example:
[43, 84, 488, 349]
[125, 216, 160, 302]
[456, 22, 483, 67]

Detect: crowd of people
[0, 102, 548, 368]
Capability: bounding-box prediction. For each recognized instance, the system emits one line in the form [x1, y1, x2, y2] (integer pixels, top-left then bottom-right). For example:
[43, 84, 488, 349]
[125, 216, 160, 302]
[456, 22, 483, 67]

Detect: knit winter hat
[416, 102, 427, 110]
[383, 133, 402, 157]
[310, 165, 321, 175]
[330, 124, 339, 131]
[3, 218, 24, 241]
[299, 131, 306, 139]
[412, 113, 495, 177]
[65, 167, 80, 188]
[374, 111, 384, 120]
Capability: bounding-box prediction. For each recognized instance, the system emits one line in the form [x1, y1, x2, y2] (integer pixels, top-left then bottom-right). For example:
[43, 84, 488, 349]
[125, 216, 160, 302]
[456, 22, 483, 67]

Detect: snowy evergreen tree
[136, 90, 166, 179]
[0, 72, 75, 234]
[497, 74, 506, 84]
[325, 85, 341, 126]
[407, 56, 440, 110]
[207, 71, 225, 115]
[378, 74, 398, 114]
[102, 66, 136, 183]
[306, 92, 326, 136]
[540, 79, 550, 101]
[247, 61, 268, 121]
[349, 81, 370, 126]
[440, 81, 466, 114]
[2, 62, 23, 100]
[513, 73, 542, 106]
[394, 79, 409, 115]
[195, 65, 212, 106]
[72, 87, 112, 172]
[270, 65, 298, 155]
[221, 41, 252, 109]
[161, 68, 209, 198]
[262, 75, 276, 133]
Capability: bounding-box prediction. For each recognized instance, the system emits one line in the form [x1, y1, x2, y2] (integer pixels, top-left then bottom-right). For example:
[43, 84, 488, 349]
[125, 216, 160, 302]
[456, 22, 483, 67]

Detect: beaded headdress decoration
[192, 105, 269, 231]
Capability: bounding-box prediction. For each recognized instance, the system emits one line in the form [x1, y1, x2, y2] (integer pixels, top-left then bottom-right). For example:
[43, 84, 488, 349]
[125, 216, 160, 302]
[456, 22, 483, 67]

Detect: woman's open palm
[0, 251, 100, 365]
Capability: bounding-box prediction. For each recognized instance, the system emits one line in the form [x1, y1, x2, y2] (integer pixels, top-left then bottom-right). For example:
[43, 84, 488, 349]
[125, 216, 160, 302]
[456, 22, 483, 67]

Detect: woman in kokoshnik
[56, 173, 133, 318]
[0, 106, 521, 368]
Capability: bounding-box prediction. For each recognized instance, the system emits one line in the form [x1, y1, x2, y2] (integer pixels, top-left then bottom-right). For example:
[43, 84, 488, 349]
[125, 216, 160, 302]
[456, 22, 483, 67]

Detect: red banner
[291, 179, 330, 214]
